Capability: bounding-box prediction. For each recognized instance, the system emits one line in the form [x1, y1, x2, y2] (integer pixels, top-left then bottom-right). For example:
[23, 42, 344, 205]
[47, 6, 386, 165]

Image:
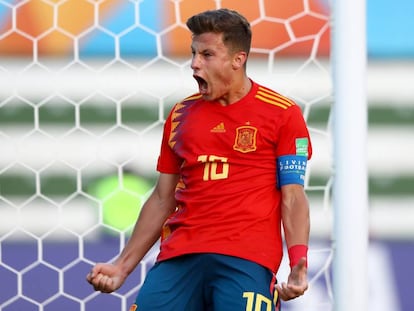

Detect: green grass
[307, 104, 414, 126]
[0, 173, 411, 198]
[1, 103, 413, 126]
[0, 105, 161, 125]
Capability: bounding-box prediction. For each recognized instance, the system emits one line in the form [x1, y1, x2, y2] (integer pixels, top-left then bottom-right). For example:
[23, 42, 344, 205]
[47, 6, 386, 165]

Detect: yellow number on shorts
[243, 292, 272, 311]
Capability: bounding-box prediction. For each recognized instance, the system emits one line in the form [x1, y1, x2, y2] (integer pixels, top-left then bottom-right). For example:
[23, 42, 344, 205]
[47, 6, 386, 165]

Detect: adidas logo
[211, 122, 226, 133]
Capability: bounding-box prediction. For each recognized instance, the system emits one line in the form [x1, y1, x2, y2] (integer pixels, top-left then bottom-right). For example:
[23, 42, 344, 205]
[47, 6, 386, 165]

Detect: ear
[232, 51, 248, 70]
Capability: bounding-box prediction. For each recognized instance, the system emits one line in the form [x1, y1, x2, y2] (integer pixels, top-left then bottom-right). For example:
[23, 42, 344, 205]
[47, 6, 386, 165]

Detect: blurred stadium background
[0, 0, 413, 310]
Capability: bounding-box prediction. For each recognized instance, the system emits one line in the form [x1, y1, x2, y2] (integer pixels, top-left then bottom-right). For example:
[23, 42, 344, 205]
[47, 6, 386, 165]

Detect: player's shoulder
[182, 93, 203, 103]
[171, 93, 203, 112]
[253, 83, 299, 112]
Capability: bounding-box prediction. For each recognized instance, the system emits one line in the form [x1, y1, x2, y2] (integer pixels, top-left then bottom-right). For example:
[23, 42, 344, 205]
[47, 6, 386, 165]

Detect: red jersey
[156, 80, 312, 272]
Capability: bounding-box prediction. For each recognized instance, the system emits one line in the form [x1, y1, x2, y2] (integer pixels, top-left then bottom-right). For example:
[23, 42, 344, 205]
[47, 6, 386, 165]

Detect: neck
[218, 77, 252, 106]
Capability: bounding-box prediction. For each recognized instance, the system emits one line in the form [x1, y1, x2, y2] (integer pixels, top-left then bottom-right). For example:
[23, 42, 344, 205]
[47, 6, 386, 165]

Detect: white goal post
[332, 0, 369, 310]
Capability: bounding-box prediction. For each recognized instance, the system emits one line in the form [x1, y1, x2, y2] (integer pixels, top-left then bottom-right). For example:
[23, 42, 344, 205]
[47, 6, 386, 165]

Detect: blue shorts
[130, 253, 280, 311]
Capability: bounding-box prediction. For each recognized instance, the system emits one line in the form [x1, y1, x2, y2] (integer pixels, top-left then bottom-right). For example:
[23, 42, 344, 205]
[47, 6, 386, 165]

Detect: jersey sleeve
[275, 105, 312, 187]
[276, 104, 312, 160]
[156, 105, 182, 174]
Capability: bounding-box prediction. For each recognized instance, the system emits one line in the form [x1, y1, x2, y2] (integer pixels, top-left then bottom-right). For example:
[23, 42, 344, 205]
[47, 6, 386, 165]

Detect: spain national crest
[233, 126, 257, 153]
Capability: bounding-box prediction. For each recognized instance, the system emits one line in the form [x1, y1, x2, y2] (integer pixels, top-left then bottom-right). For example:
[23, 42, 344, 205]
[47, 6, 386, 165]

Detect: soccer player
[87, 8, 312, 310]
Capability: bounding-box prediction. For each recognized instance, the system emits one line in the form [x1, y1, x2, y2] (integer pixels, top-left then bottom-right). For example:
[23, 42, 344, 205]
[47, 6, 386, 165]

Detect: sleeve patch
[277, 155, 307, 187]
[295, 138, 309, 157]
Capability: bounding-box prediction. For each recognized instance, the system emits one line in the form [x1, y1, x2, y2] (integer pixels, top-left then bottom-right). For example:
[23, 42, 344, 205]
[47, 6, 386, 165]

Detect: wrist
[114, 256, 135, 276]
[288, 244, 308, 268]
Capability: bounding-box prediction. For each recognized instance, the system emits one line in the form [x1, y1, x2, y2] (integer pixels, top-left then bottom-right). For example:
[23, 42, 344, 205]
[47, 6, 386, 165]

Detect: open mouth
[193, 75, 208, 94]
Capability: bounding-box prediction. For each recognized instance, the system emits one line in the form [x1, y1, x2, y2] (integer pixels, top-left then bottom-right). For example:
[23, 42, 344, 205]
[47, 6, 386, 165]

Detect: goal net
[0, 0, 333, 310]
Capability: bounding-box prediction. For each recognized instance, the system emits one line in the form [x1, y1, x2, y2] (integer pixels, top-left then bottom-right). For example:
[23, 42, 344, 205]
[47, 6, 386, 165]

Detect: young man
[87, 8, 312, 310]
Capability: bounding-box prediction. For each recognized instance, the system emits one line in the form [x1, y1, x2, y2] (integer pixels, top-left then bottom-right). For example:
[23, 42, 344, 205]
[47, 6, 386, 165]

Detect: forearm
[282, 207, 309, 248]
[114, 198, 172, 274]
[281, 185, 310, 248]
[280, 184, 310, 269]
[113, 174, 178, 276]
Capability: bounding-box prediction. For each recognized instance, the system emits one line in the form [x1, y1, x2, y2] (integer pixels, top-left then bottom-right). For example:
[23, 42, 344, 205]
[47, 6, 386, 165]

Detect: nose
[191, 54, 200, 70]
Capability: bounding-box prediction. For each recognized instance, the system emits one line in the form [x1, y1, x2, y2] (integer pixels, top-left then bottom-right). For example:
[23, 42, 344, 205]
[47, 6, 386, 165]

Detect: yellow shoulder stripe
[183, 93, 202, 102]
[255, 87, 296, 109]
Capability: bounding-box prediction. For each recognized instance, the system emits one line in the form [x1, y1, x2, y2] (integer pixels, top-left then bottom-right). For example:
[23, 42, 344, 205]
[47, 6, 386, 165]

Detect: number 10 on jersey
[197, 155, 229, 181]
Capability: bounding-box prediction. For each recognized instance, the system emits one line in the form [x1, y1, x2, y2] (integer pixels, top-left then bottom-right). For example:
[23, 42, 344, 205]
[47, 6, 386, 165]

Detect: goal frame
[332, 0, 369, 310]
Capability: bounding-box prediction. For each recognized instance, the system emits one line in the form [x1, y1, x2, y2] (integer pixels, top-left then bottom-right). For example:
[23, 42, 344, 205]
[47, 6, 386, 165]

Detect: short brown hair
[186, 8, 252, 55]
